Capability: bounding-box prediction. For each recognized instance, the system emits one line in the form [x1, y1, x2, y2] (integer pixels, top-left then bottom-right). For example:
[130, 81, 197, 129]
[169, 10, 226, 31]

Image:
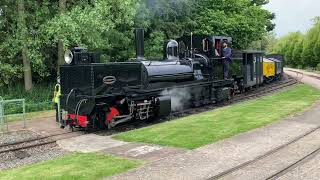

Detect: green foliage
[272, 19, 320, 68]
[114, 84, 320, 149]
[0, 83, 55, 113]
[317, 63, 320, 72]
[249, 32, 277, 51]
[0, 0, 274, 87]
[193, 0, 275, 49]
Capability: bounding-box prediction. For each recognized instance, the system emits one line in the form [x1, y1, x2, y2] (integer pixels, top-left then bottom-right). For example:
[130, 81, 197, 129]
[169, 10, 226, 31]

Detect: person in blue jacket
[222, 42, 232, 79]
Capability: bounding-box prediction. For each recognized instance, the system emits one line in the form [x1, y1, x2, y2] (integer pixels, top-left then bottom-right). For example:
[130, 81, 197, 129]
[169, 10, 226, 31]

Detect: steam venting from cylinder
[161, 88, 191, 112]
[135, 28, 145, 60]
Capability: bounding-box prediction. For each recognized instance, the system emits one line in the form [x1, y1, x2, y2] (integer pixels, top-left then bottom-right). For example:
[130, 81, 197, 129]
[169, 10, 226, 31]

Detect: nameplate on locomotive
[103, 76, 117, 85]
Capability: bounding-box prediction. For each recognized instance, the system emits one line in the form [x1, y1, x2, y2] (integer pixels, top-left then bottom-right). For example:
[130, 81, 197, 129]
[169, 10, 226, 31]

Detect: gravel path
[0, 130, 68, 170]
[0, 143, 67, 170]
[0, 130, 41, 146]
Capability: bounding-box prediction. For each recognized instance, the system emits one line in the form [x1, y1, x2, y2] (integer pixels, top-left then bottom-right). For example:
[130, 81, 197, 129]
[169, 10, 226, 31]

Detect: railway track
[267, 146, 320, 179]
[209, 120, 320, 179]
[0, 131, 81, 155]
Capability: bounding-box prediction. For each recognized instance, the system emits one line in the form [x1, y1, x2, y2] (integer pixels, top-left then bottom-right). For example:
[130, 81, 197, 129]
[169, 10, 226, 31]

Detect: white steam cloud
[161, 88, 191, 112]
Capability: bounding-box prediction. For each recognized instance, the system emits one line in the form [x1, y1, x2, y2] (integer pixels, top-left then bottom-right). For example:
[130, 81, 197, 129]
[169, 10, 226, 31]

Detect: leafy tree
[312, 21, 320, 67]
[302, 20, 320, 68]
[272, 18, 320, 68]
[292, 35, 304, 67]
[193, 0, 275, 49]
[0, 1, 58, 88]
[249, 32, 277, 51]
[0, 0, 276, 89]
[45, 0, 137, 61]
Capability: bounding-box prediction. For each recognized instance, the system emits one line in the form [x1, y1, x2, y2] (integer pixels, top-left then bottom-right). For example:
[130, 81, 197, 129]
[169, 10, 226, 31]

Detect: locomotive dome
[166, 40, 179, 60]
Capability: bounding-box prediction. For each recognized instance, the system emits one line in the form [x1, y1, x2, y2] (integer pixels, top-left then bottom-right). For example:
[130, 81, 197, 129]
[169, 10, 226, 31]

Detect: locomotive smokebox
[135, 28, 145, 60]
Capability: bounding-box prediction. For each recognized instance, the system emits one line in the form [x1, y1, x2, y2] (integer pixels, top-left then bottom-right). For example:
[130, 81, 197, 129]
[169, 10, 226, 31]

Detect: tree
[312, 21, 320, 67]
[302, 20, 320, 68]
[193, 0, 275, 49]
[0, 0, 276, 88]
[17, 0, 33, 91]
[0, 1, 23, 87]
[57, 0, 67, 75]
[249, 32, 277, 51]
[0, 0, 58, 88]
[45, 0, 137, 61]
[292, 35, 304, 67]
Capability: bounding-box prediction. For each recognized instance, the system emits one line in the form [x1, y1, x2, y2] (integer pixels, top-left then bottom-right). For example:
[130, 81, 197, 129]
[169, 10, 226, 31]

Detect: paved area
[101, 142, 187, 162]
[106, 101, 320, 180]
[57, 134, 129, 153]
[280, 152, 320, 179]
[220, 129, 320, 180]
[57, 134, 187, 162]
[285, 67, 320, 78]
[6, 116, 68, 136]
[285, 68, 320, 89]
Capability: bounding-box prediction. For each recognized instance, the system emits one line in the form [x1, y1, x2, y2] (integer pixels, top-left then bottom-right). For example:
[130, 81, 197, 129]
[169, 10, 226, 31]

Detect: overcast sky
[264, 0, 320, 37]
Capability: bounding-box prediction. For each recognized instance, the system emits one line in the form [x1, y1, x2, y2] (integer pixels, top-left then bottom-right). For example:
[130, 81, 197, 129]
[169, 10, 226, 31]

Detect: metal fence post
[0, 96, 4, 132]
[22, 99, 26, 129]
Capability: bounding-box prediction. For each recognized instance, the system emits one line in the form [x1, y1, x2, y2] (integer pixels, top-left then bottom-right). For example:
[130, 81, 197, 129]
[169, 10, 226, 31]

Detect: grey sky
[264, 0, 320, 37]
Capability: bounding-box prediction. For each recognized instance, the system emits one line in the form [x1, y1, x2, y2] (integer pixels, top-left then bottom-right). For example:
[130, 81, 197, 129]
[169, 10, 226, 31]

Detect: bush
[317, 63, 320, 72]
[0, 83, 55, 114]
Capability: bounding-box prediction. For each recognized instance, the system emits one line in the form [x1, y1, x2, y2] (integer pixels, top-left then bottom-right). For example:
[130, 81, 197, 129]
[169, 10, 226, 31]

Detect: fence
[0, 96, 26, 132]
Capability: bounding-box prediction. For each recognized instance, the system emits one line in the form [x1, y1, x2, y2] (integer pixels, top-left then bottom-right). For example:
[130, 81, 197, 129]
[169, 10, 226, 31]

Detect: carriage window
[202, 39, 209, 52]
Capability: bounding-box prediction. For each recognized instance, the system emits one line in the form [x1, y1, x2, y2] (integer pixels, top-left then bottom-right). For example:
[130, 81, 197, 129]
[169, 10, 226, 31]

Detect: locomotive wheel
[105, 107, 120, 128]
[230, 88, 235, 99]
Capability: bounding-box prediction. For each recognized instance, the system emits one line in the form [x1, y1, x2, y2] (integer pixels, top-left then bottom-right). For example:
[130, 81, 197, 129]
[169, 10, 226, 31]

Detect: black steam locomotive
[58, 28, 269, 130]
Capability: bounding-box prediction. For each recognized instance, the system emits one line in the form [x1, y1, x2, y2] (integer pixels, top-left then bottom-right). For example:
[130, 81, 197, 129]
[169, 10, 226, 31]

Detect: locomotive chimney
[134, 28, 145, 60]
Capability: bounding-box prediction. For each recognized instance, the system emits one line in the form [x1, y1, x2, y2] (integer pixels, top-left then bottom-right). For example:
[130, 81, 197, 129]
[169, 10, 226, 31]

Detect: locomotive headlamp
[64, 50, 73, 64]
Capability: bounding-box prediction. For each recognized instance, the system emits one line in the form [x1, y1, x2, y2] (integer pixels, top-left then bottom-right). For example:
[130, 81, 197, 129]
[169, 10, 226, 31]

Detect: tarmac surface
[285, 68, 320, 89]
[5, 115, 67, 136]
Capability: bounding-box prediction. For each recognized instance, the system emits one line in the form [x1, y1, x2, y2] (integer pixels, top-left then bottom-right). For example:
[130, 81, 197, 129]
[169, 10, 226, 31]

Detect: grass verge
[5, 110, 55, 123]
[114, 84, 320, 149]
[0, 153, 140, 180]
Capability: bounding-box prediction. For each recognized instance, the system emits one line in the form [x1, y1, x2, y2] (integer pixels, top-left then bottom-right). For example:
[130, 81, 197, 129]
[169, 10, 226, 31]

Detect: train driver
[222, 41, 232, 79]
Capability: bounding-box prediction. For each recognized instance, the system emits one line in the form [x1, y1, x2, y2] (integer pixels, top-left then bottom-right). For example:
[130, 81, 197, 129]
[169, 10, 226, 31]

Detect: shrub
[0, 83, 55, 114]
[316, 63, 320, 72]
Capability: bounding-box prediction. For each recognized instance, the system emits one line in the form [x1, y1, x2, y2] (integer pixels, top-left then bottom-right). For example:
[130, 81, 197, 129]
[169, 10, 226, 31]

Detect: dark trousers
[223, 59, 230, 79]
[55, 104, 61, 123]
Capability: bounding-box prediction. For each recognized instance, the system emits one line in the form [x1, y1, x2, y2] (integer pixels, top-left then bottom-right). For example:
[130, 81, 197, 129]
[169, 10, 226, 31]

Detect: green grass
[0, 153, 141, 180]
[6, 110, 55, 123]
[114, 84, 320, 149]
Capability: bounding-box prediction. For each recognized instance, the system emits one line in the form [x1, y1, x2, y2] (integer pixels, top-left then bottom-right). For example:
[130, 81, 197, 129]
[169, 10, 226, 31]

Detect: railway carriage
[56, 29, 281, 130]
[263, 55, 284, 83]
